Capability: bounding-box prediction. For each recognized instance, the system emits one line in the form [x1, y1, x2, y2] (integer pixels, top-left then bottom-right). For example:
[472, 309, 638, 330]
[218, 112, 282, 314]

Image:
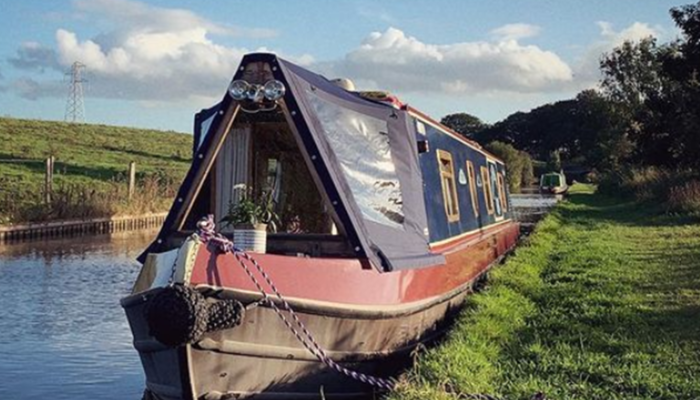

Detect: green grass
[390, 184, 700, 399]
[0, 117, 192, 223]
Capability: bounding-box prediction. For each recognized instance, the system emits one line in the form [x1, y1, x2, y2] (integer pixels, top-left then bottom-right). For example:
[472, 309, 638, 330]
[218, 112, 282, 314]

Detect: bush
[667, 180, 700, 214]
[598, 167, 666, 199]
[597, 167, 700, 214]
[0, 172, 178, 223]
[484, 141, 534, 192]
[521, 156, 535, 187]
[583, 169, 599, 184]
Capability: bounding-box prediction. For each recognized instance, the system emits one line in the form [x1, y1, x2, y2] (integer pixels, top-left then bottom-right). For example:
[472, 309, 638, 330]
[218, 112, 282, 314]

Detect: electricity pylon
[64, 61, 86, 123]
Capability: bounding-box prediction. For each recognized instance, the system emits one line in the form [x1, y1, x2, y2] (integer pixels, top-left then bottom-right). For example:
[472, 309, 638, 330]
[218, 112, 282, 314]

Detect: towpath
[391, 184, 700, 399]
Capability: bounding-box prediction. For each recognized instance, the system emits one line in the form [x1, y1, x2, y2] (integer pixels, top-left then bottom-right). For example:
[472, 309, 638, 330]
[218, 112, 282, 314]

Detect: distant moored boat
[539, 171, 569, 194]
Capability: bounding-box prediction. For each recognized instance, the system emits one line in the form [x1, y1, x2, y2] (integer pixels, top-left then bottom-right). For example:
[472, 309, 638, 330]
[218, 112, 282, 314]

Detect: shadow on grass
[0, 152, 125, 181]
[102, 145, 191, 163]
[561, 192, 700, 228]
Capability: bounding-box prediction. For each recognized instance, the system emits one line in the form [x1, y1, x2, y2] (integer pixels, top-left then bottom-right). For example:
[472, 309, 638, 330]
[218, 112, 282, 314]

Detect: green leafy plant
[222, 188, 279, 232]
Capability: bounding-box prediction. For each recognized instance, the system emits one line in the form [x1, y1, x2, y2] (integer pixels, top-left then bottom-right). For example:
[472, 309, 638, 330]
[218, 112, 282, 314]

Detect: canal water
[511, 192, 562, 224]
[0, 230, 157, 400]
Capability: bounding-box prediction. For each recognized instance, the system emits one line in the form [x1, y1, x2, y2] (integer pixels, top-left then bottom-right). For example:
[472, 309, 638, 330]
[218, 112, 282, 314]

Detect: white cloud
[47, 0, 262, 100]
[573, 21, 661, 87]
[490, 23, 541, 41]
[9, 0, 310, 102]
[596, 21, 658, 44]
[323, 27, 573, 94]
[55, 28, 245, 81]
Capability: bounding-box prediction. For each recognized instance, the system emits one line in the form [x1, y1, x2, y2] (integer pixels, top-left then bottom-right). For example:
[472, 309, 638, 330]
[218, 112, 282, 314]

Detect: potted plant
[222, 189, 279, 253]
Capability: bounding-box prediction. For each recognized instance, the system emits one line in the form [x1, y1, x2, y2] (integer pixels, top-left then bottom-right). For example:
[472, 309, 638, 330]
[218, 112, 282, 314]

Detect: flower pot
[233, 223, 267, 253]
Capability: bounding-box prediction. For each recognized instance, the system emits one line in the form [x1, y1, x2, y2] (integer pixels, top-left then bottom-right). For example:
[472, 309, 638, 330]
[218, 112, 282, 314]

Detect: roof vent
[331, 78, 356, 91]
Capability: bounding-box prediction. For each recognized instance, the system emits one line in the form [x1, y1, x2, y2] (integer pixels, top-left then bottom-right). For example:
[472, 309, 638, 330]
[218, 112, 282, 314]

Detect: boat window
[188, 109, 338, 237]
[481, 166, 495, 215]
[251, 119, 333, 234]
[265, 158, 281, 201]
[497, 172, 508, 212]
[197, 113, 216, 150]
[437, 150, 460, 222]
[541, 173, 562, 187]
[467, 160, 479, 217]
[306, 91, 404, 229]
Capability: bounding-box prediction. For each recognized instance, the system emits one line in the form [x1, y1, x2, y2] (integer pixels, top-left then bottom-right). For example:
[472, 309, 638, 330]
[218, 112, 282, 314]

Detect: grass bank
[390, 184, 700, 399]
[0, 117, 191, 223]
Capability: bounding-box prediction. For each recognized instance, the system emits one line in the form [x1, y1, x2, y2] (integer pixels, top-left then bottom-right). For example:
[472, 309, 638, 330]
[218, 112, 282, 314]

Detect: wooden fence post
[45, 156, 54, 204]
[128, 161, 136, 200]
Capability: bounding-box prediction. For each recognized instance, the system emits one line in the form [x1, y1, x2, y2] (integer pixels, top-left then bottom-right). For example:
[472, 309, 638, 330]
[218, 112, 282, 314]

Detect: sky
[0, 0, 685, 133]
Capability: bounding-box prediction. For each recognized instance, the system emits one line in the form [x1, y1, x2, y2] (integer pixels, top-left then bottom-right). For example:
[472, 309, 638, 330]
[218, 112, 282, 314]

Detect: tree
[440, 113, 487, 139]
[575, 90, 632, 171]
[600, 37, 665, 115]
[484, 141, 534, 191]
[476, 111, 530, 149]
[666, 3, 700, 84]
[599, 2, 700, 170]
[521, 156, 535, 187]
[599, 37, 677, 167]
[662, 2, 700, 168]
[476, 91, 622, 170]
[546, 150, 562, 172]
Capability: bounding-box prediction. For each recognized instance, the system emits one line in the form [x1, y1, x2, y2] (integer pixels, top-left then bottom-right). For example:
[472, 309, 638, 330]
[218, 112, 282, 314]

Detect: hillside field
[0, 117, 192, 223]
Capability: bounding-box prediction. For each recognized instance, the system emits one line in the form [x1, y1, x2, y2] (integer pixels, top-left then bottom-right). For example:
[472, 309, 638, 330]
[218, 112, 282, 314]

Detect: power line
[64, 61, 87, 123]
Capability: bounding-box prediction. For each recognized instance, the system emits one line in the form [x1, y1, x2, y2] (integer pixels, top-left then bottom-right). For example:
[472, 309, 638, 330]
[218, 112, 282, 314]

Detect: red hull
[189, 220, 520, 306]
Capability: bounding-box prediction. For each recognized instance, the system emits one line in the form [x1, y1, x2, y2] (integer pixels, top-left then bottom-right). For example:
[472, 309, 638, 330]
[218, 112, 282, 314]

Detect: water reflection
[511, 193, 562, 223]
[0, 230, 156, 400]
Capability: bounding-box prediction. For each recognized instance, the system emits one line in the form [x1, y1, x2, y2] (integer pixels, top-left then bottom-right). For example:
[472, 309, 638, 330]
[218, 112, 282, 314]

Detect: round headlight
[228, 80, 249, 101]
[263, 80, 286, 101]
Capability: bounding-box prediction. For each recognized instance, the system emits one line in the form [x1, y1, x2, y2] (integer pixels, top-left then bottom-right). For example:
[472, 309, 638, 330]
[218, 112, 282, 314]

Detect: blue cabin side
[412, 114, 513, 244]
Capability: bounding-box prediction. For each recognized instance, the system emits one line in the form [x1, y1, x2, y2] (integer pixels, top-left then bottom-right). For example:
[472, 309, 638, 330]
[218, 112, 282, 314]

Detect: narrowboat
[539, 172, 568, 194]
[122, 53, 520, 400]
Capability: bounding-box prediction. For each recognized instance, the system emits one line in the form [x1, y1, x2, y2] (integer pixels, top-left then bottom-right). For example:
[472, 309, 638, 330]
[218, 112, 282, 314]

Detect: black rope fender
[145, 284, 245, 347]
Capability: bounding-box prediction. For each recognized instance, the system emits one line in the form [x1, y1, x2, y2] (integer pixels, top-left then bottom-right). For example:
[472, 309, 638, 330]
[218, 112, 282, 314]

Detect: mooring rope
[195, 215, 396, 391]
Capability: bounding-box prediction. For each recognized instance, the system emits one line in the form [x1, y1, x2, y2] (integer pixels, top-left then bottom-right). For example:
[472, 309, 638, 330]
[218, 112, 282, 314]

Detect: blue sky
[0, 0, 684, 133]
